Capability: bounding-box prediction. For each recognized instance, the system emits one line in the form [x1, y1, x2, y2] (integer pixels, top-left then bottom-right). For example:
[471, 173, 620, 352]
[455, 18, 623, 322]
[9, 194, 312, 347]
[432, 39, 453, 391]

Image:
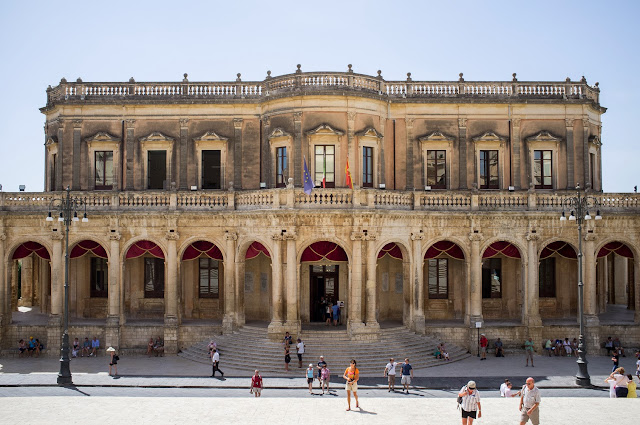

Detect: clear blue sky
[0, 0, 637, 193]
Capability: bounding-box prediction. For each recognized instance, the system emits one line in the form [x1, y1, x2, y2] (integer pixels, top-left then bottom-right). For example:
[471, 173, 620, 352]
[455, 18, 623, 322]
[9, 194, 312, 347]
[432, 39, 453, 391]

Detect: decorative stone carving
[51, 231, 64, 241]
[262, 117, 271, 126]
[84, 132, 121, 144]
[350, 231, 365, 241]
[165, 231, 180, 241]
[268, 128, 291, 140]
[410, 231, 424, 241]
[224, 232, 238, 241]
[179, 118, 189, 128]
[468, 232, 483, 242]
[458, 118, 467, 128]
[582, 118, 590, 127]
[282, 233, 297, 241]
[471, 131, 506, 143]
[418, 131, 455, 143]
[293, 112, 302, 122]
[0, 233, 5, 242]
[347, 111, 357, 122]
[139, 132, 175, 144]
[305, 123, 344, 136]
[512, 118, 521, 127]
[589, 135, 602, 147]
[526, 233, 540, 242]
[125, 119, 136, 129]
[233, 118, 243, 129]
[72, 119, 83, 129]
[405, 118, 414, 128]
[355, 127, 383, 139]
[525, 131, 563, 144]
[193, 131, 228, 143]
[565, 118, 575, 128]
[584, 233, 597, 242]
[108, 232, 121, 241]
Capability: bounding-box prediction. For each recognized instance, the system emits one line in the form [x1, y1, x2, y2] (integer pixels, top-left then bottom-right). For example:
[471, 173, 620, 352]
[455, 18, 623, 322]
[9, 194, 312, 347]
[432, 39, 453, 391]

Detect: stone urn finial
[236, 73, 242, 82]
[129, 77, 135, 83]
[76, 77, 83, 83]
[566, 77, 571, 82]
[377, 70, 382, 78]
[458, 73, 464, 82]
[296, 64, 302, 74]
[512, 73, 517, 82]
[183, 73, 188, 83]
[406, 72, 412, 82]
[266, 70, 272, 79]
[348, 64, 353, 73]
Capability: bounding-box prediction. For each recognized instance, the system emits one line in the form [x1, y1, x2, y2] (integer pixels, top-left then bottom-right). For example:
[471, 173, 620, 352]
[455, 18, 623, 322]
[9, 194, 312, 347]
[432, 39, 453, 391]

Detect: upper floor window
[90, 257, 108, 298]
[533, 150, 552, 189]
[144, 257, 165, 298]
[202, 150, 222, 189]
[315, 145, 335, 188]
[427, 258, 448, 299]
[479, 150, 499, 189]
[199, 258, 220, 298]
[95, 151, 114, 190]
[539, 257, 556, 298]
[426, 150, 446, 189]
[147, 150, 167, 190]
[362, 146, 373, 188]
[276, 146, 287, 188]
[482, 258, 502, 298]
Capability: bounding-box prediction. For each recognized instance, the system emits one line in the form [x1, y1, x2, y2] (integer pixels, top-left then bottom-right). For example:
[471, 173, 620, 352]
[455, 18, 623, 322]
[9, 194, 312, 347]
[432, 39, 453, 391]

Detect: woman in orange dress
[343, 359, 360, 411]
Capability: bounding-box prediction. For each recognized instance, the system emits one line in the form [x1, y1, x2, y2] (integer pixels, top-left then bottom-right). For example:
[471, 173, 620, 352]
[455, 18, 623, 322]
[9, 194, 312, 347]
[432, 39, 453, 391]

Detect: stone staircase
[178, 324, 471, 376]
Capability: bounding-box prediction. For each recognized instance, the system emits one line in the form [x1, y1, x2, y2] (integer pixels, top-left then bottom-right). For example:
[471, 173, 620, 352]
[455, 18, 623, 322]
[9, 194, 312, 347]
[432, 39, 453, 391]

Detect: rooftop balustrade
[1, 188, 637, 214]
[44, 70, 600, 108]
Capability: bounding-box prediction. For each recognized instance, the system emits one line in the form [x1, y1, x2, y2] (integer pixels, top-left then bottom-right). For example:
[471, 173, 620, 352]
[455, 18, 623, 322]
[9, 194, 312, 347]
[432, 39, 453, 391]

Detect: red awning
[539, 241, 577, 260]
[182, 241, 223, 261]
[378, 243, 403, 260]
[301, 241, 348, 262]
[597, 242, 634, 259]
[482, 241, 521, 259]
[425, 241, 464, 260]
[125, 240, 164, 259]
[246, 241, 270, 260]
[12, 242, 50, 260]
[70, 240, 108, 259]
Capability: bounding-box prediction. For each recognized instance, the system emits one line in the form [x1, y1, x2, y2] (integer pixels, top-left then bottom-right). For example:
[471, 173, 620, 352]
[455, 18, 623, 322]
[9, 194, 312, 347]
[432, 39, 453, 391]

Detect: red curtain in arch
[597, 242, 634, 259]
[482, 241, 521, 259]
[424, 241, 464, 260]
[245, 241, 270, 260]
[182, 241, 223, 261]
[12, 242, 50, 260]
[378, 243, 403, 260]
[125, 240, 164, 259]
[70, 240, 108, 259]
[301, 241, 348, 262]
[539, 241, 577, 260]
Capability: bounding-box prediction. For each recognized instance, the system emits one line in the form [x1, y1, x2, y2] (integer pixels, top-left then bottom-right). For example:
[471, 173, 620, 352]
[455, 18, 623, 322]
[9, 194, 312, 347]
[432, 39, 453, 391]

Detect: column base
[164, 316, 179, 355]
[283, 320, 301, 338]
[412, 315, 425, 335]
[47, 315, 63, 356]
[105, 315, 120, 350]
[267, 320, 286, 341]
[348, 320, 380, 341]
[526, 315, 542, 327]
[222, 314, 236, 334]
[584, 314, 600, 327]
[236, 312, 246, 327]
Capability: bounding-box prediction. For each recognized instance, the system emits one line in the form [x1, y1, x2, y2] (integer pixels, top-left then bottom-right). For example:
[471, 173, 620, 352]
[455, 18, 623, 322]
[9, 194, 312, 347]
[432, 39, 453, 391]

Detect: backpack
[457, 386, 465, 409]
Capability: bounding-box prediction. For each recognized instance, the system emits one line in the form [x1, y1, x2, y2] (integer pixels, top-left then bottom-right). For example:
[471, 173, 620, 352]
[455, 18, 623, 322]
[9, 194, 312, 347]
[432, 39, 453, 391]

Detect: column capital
[165, 231, 180, 241]
[410, 231, 425, 241]
[108, 232, 121, 241]
[512, 118, 522, 127]
[179, 118, 189, 128]
[262, 116, 271, 126]
[468, 232, 484, 242]
[565, 118, 575, 128]
[51, 231, 64, 241]
[584, 233, 597, 242]
[271, 233, 284, 241]
[283, 233, 297, 241]
[406, 118, 414, 128]
[233, 118, 243, 129]
[125, 119, 136, 129]
[364, 234, 377, 241]
[347, 111, 357, 122]
[224, 231, 238, 241]
[582, 118, 590, 127]
[293, 112, 302, 122]
[526, 233, 540, 242]
[350, 232, 365, 241]
[72, 119, 83, 129]
[458, 117, 467, 128]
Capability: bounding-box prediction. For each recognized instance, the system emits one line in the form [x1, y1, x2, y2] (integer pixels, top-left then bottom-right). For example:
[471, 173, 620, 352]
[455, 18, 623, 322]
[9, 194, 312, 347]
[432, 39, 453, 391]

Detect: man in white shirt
[211, 349, 224, 377]
[296, 338, 305, 368]
[519, 377, 541, 425]
[384, 358, 399, 392]
[458, 380, 481, 424]
[499, 378, 510, 397]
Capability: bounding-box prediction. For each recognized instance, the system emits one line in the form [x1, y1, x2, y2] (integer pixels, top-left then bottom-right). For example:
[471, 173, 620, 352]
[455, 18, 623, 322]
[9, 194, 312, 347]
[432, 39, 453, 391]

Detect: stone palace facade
[1, 66, 638, 355]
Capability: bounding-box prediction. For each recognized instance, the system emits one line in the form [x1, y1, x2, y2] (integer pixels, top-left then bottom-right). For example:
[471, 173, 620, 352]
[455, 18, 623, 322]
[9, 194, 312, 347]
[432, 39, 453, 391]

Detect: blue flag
[303, 156, 314, 195]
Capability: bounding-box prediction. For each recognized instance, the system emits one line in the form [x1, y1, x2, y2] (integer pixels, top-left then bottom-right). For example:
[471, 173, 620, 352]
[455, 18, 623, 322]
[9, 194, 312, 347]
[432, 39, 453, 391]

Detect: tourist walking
[384, 358, 399, 392]
[458, 380, 481, 425]
[343, 359, 360, 411]
[211, 348, 224, 377]
[296, 338, 305, 368]
[306, 364, 315, 394]
[107, 347, 118, 376]
[250, 370, 263, 397]
[317, 356, 327, 387]
[519, 377, 541, 425]
[525, 337, 535, 367]
[401, 358, 413, 393]
[320, 364, 330, 393]
[605, 367, 629, 398]
[284, 344, 291, 371]
[479, 334, 488, 360]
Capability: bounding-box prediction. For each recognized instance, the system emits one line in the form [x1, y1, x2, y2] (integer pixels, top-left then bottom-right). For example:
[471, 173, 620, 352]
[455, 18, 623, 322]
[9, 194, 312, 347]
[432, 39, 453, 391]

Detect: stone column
[56, 121, 64, 190]
[349, 232, 364, 333]
[235, 256, 245, 326]
[233, 119, 243, 189]
[379, 119, 386, 187]
[365, 234, 380, 330]
[267, 233, 284, 338]
[223, 232, 237, 333]
[18, 255, 33, 307]
[347, 111, 356, 186]
[48, 232, 64, 354]
[105, 232, 121, 349]
[284, 232, 299, 335]
[293, 112, 302, 186]
[565, 119, 575, 188]
[582, 119, 590, 189]
[634, 256, 640, 324]
[0, 232, 6, 329]
[163, 230, 179, 353]
[410, 231, 425, 333]
[124, 119, 136, 190]
[179, 118, 189, 190]
[405, 119, 415, 190]
[262, 117, 271, 187]
[458, 118, 468, 189]
[525, 232, 542, 327]
[583, 234, 599, 326]
[512, 118, 522, 189]
[469, 232, 483, 324]
[72, 120, 82, 190]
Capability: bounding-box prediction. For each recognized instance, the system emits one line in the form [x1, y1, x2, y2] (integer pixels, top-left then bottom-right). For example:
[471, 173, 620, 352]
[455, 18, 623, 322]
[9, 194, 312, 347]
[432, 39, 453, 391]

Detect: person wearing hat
[458, 380, 481, 424]
[107, 347, 119, 376]
[306, 363, 315, 394]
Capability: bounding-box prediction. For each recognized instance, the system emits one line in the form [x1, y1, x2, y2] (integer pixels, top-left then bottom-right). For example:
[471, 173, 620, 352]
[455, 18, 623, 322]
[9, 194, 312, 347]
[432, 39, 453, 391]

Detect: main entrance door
[309, 265, 339, 322]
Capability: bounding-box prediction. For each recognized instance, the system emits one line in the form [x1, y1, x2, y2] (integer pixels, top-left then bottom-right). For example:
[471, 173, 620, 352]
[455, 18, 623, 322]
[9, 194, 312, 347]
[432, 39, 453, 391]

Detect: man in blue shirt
[401, 358, 413, 393]
[90, 336, 100, 357]
[332, 303, 340, 326]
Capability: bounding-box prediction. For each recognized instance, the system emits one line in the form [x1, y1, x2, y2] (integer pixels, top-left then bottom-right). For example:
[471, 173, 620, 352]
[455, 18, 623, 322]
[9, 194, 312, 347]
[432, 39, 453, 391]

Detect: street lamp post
[46, 186, 88, 386]
[560, 183, 601, 387]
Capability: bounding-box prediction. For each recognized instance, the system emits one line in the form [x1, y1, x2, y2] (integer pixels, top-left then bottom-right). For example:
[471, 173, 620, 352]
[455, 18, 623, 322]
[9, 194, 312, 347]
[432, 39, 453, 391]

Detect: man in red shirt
[250, 370, 263, 397]
[479, 334, 488, 360]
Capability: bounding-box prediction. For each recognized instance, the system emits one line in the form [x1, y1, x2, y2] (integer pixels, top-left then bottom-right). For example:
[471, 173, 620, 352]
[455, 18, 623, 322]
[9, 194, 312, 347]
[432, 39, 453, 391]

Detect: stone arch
[6, 239, 53, 319]
[537, 239, 578, 319]
[240, 239, 274, 323]
[297, 236, 352, 264]
[480, 238, 524, 321]
[423, 239, 467, 321]
[594, 239, 638, 318]
[422, 236, 469, 261]
[122, 238, 167, 320]
[178, 236, 226, 262]
[374, 240, 411, 324]
[68, 239, 110, 319]
[121, 237, 167, 263]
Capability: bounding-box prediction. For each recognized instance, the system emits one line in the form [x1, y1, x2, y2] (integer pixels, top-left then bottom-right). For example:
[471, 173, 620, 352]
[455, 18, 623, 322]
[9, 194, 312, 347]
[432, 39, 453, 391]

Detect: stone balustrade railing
[1, 189, 638, 214]
[45, 71, 600, 106]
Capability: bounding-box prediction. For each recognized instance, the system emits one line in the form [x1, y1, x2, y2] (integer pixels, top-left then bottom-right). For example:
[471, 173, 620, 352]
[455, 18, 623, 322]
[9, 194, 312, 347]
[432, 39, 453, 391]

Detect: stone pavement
[1, 352, 637, 389]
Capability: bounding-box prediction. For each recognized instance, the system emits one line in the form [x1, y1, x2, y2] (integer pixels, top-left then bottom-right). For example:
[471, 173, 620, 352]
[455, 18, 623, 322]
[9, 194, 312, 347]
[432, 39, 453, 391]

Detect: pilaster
[347, 111, 356, 187]
[512, 118, 522, 189]
[233, 118, 243, 189]
[565, 118, 575, 188]
[458, 117, 468, 189]
[379, 119, 386, 186]
[164, 228, 179, 354]
[293, 112, 302, 186]
[525, 232, 542, 326]
[179, 118, 189, 190]
[405, 118, 414, 190]
[582, 118, 590, 189]
[125, 119, 136, 190]
[410, 231, 425, 334]
[0, 232, 6, 333]
[72, 119, 82, 190]
[262, 117, 271, 187]
[468, 231, 484, 325]
[223, 231, 237, 333]
[284, 231, 300, 335]
[583, 233, 599, 325]
[267, 232, 285, 339]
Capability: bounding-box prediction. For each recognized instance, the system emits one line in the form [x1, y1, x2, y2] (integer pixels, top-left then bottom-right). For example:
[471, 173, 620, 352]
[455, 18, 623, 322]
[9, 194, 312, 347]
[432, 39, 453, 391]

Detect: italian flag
[322, 160, 326, 188]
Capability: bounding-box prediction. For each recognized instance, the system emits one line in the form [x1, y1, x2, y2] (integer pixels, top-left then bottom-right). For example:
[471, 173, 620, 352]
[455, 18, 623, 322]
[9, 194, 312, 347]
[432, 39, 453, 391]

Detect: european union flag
[303, 156, 314, 195]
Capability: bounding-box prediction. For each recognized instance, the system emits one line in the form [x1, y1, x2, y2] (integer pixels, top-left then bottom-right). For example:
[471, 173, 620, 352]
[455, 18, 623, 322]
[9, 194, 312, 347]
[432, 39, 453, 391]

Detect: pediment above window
[84, 131, 121, 144]
[140, 132, 175, 143]
[305, 123, 344, 136]
[418, 131, 455, 143]
[355, 127, 383, 139]
[193, 131, 228, 143]
[525, 131, 563, 144]
[471, 131, 506, 143]
[268, 127, 291, 140]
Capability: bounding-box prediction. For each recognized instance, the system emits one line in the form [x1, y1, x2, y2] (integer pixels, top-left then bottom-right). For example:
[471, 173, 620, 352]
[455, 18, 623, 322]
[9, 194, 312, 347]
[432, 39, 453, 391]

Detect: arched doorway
[69, 240, 109, 319]
[300, 241, 348, 324]
[424, 240, 466, 320]
[180, 240, 224, 320]
[538, 241, 577, 319]
[9, 242, 51, 322]
[375, 242, 408, 323]
[481, 241, 523, 320]
[597, 242, 635, 320]
[123, 240, 165, 320]
[243, 241, 272, 322]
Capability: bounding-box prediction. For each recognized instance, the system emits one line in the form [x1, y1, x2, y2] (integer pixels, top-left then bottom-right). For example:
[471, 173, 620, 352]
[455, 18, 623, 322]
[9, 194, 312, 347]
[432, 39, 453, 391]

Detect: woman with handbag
[107, 346, 119, 377]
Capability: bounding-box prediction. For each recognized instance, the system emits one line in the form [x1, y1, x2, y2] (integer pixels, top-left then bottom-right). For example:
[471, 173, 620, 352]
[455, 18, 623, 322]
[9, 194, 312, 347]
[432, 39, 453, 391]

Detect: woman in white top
[605, 367, 629, 398]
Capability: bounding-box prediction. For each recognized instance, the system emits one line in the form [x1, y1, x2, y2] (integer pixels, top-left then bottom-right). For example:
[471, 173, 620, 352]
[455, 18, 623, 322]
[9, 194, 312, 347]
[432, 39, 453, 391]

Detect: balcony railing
[2, 189, 638, 214]
[45, 71, 600, 107]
